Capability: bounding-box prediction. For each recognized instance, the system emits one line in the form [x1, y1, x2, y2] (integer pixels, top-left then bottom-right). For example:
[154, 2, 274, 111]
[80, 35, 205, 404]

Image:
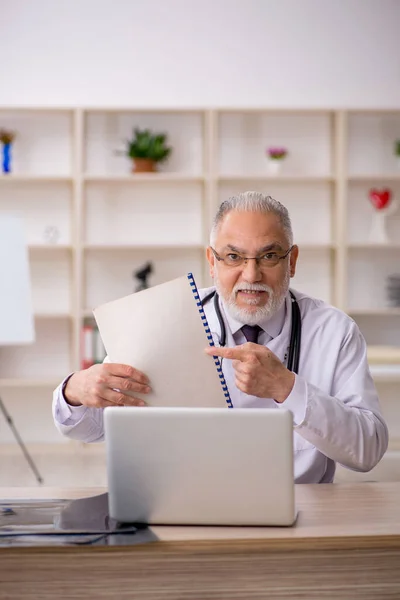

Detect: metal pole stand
[0, 396, 44, 484]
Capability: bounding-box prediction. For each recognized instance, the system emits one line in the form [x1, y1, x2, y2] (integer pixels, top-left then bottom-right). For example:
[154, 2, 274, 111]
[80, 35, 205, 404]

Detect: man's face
[206, 211, 299, 325]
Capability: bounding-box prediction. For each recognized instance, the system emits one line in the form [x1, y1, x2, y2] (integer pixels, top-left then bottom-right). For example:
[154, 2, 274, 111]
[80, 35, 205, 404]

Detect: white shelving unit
[0, 107, 399, 452]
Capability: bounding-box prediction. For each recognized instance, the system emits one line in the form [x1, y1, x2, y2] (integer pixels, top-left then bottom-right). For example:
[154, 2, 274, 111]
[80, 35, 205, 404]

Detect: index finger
[204, 345, 248, 362]
[105, 363, 150, 385]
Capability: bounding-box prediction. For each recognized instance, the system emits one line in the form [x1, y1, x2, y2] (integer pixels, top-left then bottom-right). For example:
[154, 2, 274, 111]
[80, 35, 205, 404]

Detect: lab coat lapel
[265, 293, 293, 367]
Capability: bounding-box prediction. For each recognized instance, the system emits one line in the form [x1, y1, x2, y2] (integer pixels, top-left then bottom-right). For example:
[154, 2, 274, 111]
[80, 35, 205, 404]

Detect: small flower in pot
[0, 129, 16, 145]
[268, 147, 288, 160]
[266, 146, 288, 175]
[126, 128, 172, 173]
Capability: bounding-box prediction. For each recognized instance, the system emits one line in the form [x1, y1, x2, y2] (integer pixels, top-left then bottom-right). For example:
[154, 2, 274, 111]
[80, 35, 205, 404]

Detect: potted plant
[266, 146, 288, 175]
[0, 128, 16, 174]
[125, 128, 172, 173]
[395, 139, 400, 169]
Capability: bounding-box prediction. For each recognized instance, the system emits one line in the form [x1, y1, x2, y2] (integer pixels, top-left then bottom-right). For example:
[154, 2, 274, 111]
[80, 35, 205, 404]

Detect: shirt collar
[221, 295, 287, 339]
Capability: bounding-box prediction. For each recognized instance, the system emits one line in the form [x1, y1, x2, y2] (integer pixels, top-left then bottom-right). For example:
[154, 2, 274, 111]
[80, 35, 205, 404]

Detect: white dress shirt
[52, 287, 389, 483]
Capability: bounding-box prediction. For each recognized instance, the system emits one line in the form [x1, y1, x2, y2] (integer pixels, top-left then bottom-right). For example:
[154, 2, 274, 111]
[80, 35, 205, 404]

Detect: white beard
[214, 268, 290, 326]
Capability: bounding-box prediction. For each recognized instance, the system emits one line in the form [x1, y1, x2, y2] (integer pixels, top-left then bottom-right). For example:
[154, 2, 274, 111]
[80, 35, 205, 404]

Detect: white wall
[0, 0, 399, 108]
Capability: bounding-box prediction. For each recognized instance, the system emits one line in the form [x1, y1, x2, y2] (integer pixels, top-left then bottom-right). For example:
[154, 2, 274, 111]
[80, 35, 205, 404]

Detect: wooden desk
[1, 482, 400, 599]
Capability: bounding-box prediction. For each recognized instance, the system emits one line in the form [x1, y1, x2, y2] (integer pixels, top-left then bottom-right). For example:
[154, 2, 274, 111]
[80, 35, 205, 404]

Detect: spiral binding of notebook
[187, 273, 233, 408]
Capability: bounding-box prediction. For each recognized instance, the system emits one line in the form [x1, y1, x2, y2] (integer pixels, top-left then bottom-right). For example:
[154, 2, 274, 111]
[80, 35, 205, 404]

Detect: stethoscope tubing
[201, 290, 301, 374]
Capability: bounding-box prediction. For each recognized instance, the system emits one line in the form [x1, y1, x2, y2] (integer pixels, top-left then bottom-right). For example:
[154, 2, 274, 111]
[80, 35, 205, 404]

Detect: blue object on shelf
[2, 143, 12, 173]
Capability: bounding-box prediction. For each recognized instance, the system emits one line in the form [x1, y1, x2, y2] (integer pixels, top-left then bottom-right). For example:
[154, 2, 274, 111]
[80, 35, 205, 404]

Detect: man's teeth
[240, 290, 262, 293]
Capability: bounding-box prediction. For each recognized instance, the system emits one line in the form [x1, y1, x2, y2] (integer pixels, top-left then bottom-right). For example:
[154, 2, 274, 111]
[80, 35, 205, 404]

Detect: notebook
[93, 274, 231, 409]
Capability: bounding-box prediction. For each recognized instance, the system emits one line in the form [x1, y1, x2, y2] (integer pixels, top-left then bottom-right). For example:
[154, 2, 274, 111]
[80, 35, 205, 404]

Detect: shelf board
[348, 308, 400, 316]
[28, 244, 73, 251]
[370, 365, 400, 383]
[218, 175, 334, 183]
[0, 378, 62, 389]
[297, 243, 336, 250]
[34, 312, 74, 320]
[215, 108, 333, 114]
[367, 345, 400, 365]
[348, 174, 400, 182]
[348, 243, 400, 250]
[84, 174, 205, 183]
[84, 107, 205, 114]
[346, 108, 400, 114]
[0, 175, 72, 183]
[84, 243, 205, 251]
[0, 107, 73, 113]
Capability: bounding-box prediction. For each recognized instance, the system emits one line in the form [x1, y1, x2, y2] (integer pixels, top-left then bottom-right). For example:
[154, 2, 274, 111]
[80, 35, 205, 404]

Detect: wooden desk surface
[1, 481, 400, 550]
[2, 483, 400, 599]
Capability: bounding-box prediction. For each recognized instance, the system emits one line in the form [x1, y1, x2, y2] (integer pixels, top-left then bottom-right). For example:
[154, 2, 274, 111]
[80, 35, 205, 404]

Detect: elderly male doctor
[53, 191, 388, 483]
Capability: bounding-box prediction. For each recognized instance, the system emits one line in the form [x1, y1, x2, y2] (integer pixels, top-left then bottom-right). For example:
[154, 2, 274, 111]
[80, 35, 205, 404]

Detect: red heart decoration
[369, 188, 392, 210]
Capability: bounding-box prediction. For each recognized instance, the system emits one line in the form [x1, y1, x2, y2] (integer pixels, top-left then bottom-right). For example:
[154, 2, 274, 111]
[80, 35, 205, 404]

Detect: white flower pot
[368, 202, 398, 244]
[369, 211, 390, 244]
[267, 159, 282, 175]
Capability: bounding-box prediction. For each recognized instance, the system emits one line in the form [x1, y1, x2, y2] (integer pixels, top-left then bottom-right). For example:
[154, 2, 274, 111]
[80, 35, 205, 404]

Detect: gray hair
[210, 191, 293, 246]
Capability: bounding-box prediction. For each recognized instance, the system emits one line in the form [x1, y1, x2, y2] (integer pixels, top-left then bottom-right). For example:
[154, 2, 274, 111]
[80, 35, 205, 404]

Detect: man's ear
[206, 246, 215, 279]
[289, 245, 299, 278]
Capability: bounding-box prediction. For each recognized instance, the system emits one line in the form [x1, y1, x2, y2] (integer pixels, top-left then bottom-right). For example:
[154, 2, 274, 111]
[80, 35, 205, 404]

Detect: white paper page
[93, 275, 227, 408]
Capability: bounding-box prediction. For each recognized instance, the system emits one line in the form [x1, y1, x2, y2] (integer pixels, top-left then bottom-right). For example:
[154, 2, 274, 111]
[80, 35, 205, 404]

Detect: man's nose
[241, 258, 263, 282]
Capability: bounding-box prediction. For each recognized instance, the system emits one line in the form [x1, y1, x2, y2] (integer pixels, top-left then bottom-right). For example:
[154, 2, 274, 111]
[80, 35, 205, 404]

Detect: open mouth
[237, 290, 267, 298]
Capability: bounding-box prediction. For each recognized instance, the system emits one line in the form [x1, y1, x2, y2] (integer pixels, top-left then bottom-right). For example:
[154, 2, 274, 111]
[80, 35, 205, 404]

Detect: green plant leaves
[126, 128, 172, 163]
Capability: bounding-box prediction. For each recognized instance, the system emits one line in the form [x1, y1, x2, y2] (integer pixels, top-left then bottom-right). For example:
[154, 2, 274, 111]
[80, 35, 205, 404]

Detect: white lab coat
[52, 287, 388, 483]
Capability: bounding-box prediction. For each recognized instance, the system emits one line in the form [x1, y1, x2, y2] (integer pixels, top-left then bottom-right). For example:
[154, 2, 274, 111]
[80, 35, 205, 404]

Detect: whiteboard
[0, 213, 35, 345]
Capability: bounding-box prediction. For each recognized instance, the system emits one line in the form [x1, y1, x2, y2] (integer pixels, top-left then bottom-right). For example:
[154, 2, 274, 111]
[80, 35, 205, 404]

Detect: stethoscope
[201, 290, 302, 374]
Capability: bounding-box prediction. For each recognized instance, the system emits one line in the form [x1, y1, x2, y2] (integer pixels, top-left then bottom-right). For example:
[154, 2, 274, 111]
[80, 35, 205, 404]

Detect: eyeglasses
[210, 246, 294, 269]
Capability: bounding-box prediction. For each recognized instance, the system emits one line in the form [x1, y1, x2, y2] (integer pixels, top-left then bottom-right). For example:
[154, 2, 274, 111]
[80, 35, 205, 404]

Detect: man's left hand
[205, 343, 295, 403]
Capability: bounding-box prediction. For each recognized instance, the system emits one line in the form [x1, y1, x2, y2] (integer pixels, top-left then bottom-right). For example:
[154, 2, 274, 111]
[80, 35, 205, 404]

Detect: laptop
[104, 406, 296, 526]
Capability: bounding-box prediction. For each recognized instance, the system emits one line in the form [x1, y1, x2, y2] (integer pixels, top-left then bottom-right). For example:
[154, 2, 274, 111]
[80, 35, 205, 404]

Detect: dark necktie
[241, 325, 262, 344]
